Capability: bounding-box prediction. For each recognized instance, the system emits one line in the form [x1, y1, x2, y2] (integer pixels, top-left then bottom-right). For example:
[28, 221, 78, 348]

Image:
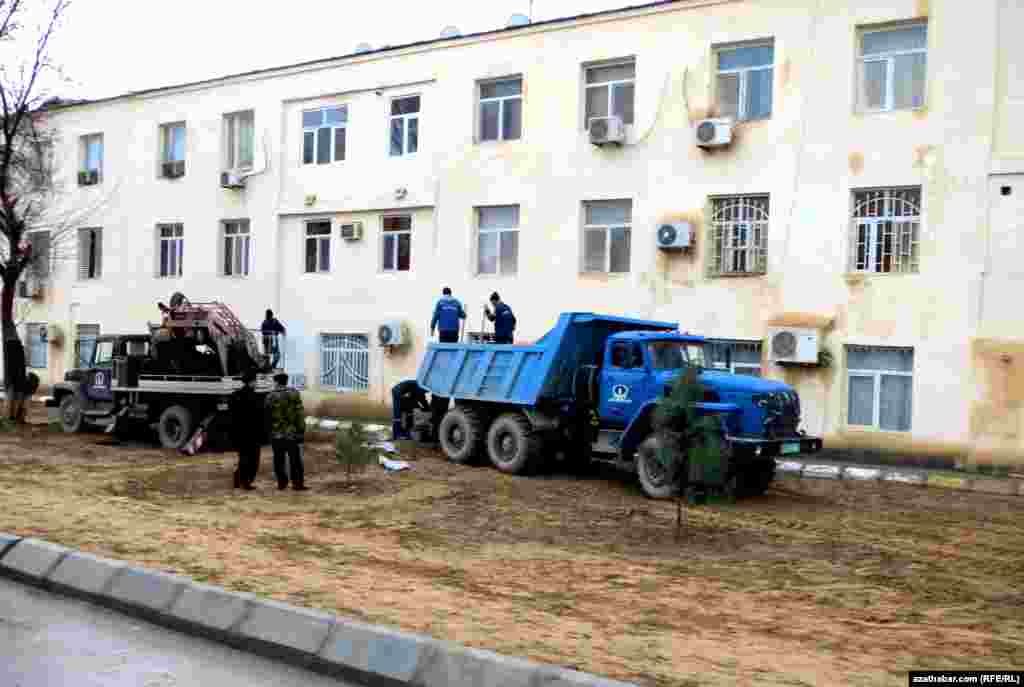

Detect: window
[381, 215, 412, 272]
[320, 334, 369, 392]
[26, 323, 47, 369]
[479, 77, 522, 142]
[389, 96, 420, 156]
[716, 42, 774, 121]
[76, 324, 100, 368]
[858, 22, 927, 111]
[851, 187, 920, 274]
[846, 346, 913, 431]
[476, 205, 519, 275]
[224, 110, 255, 170]
[77, 227, 102, 280]
[160, 123, 186, 177]
[79, 134, 103, 184]
[708, 340, 763, 376]
[305, 221, 331, 273]
[583, 200, 632, 273]
[584, 60, 635, 129]
[157, 223, 184, 278]
[302, 106, 347, 165]
[610, 341, 644, 369]
[708, 195, 769, 276]
[222, 220, 251, 277]
[94, 340, 115, 366]
[648, 342, 708, 370]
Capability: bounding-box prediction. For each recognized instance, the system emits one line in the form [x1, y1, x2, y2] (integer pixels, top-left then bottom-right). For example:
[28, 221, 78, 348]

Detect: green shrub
[334, 423, 377, 484]
[651, 366, 724, 488]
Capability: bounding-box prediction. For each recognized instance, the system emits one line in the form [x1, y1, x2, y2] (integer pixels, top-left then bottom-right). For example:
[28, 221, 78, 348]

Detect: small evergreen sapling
[334, 423, 377, 485]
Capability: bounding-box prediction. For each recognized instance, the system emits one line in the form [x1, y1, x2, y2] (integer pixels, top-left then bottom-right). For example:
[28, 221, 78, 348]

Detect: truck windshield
[648, 342, 707, 370]
[94, 341, 114, 367]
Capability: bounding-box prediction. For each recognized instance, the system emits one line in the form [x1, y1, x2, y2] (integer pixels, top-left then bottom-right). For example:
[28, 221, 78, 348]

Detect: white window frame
[304, 220, 332, 274]
[857, 22, 927, 113]
[302, 106, 347, 165]
[850, 187, 921, 274]
[583, 59, 635, 130]
[478, 76, 523, 142]
[320, 333, 369, 392]
[380, 214, 412, 273]
[81, 133, 103, 178]
[582, 200, 632, 274]
[221, 219, 251, 277]
[78, 227, 102, 280]
[475, 205, 520, 276]
[156, 223, 184, 278]
[715, 41, 774, 121]
[388, 95, 420, 157]
[224, 110, 255, 171]
[708, 195, 770, 277]
[846, 347, 914, 432]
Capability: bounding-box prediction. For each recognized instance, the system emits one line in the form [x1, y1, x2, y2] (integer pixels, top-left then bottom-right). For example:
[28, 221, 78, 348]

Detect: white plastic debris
[775, 460, 804, 475]
[368, 441, 399, 454]
[803, 464, 842, 480]
[843, 467, 882, 481]
[379, 456, 410, 471]
[305, 417, 320, 427]
[883, 471, 926, 485]
[319, 420, 340, 431]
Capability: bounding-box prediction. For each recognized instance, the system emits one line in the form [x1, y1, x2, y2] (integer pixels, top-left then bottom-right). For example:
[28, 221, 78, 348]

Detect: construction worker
[230, 368, 263, 490]
[430, 287, 465, 343]
[483, 292, 516, 344]
[261, 309, 286, 369]
[265, 372, 308, 491]
[391, 379, 430, 440]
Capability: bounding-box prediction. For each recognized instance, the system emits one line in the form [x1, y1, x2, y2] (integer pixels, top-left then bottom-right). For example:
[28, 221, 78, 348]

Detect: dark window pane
[391, 96, 420, 115]
[397, 234, 411, 271]
[390, 119, 404, 156]
[382, 235, 395, 270]
[333, 127, 346, 161]
[480, 101, 500, 141]
[500, 231, 518, 275]
[316, 127, 331, 164]
[610, 227, 631, 273]
[848, 376, 875, 426]
[718, 45, 774, 70]
[305, 238, 317, 272]
[613, 82, 635, 124]
[585, 85, 609, 126]
[318, 238, 330, 272]
[745, 68, 773, 119]
[383, 216, 411, 231]
[407, 117, 418, 153]
[717, 73, 740, 119]
[584, 230, 606, 272]
[224, 237, 233, 275]
[161, 241, 169, 276]
[880, 374, 913, 431]
[302, 110, 321, 128]
[586, 62, 635, 84]
[324, 106, 346, 124]
[502, 98, 522, 140]
[481, 78, 522, 98]
[303, 132, 315, 163]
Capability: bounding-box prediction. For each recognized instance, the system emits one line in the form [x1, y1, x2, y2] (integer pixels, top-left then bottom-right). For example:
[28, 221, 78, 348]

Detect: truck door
[83, 339, 115, 403]
[599, 341, 647, 427]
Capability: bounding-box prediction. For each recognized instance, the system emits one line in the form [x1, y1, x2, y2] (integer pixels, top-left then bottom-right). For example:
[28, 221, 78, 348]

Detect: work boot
[242, 483, 256, 491]
[233, 471, 241, 489]
[292, 484, 309, 491]
[277, 481, 288, 490]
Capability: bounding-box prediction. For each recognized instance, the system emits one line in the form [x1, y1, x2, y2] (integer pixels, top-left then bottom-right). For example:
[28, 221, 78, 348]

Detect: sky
[4, 0, 643, 102]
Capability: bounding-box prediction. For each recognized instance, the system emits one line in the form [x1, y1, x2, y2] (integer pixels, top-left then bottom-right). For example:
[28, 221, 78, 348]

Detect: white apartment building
[15, 0, 1024, 465]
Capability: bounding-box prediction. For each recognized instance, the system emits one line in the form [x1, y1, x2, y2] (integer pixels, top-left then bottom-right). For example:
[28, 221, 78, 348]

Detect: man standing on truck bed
[230, 368, 263, 490]
[265, 372, 308, 491]
[483, 292, 516, 344]
[430, 287, 465, 343]
[260, 309, 286, 369]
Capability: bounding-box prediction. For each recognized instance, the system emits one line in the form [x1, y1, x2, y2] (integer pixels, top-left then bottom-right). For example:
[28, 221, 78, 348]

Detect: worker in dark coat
[265, 372, 307, 491]
[260, 309, 286, 369]
[230, 368, 263, 490]
[430, 287, 466, 343]
[484, 292, 516, 344]
[391, 379, 430, 440]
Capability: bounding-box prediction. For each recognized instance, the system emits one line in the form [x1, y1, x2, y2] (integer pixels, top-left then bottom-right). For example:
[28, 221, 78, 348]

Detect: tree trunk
[1, 279, 27, 421]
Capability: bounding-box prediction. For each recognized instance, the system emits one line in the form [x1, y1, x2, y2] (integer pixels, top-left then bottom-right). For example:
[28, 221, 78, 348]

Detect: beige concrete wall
[23, 0, 1024, 461]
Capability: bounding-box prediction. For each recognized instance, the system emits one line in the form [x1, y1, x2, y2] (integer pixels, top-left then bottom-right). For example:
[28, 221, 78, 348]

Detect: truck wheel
[439, 406, 485, 465]
[746, 462, 776, 496]
[59, 395, 86, 433]
[486, 413, 542, 475]
[637, 435, 680, 499]
[157, 405, 193, 450]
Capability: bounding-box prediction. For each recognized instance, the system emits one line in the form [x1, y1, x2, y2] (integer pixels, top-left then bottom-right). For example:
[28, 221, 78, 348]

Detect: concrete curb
[0, 535, 639, 687]
[775, 458, 1024, 497]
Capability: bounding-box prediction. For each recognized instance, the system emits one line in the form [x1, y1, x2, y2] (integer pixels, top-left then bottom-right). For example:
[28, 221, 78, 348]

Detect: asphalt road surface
[0, 577, 358, 687]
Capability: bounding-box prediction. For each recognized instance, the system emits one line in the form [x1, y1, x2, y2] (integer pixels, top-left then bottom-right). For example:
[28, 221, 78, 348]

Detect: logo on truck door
[610, 384, 631, 403]
[94, 372, 106, 387]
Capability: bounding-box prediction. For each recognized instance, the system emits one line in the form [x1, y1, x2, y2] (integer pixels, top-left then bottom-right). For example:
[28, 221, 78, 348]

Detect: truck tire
[486, 413, 542, 475]
[745, 462, 775, 497]
[637, 434, 680, 499]
[157, 405, 193, 450]
[59, 395, 86, 433]
[439, 406, 485, 465]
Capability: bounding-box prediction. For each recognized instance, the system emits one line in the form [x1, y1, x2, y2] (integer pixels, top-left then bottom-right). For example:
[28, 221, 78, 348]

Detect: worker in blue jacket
[484, 292, 516, 344]
[430, 287, 466, 343]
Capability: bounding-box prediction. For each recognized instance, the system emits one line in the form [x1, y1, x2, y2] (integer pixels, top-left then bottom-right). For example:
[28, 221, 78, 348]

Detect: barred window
[708, 195, 769, 277]
[851, 187, 920, 274]
[320, 334, 369, 392]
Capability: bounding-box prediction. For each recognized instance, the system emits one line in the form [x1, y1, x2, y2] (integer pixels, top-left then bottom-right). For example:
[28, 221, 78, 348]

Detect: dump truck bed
[416, 312, 677, 405]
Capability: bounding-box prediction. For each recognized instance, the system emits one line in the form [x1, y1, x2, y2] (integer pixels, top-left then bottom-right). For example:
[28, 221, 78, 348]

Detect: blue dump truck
[416, 312, 822, 499]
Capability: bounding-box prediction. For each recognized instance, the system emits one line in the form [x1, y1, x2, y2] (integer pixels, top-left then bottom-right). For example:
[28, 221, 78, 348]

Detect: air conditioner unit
[162, 161, 185, 179]
[377, 321, 406, 347]
[695, 118, 733, 148]
[655, 222, 693, 250]
[220, 171, 246, 189]
[589, 116, 625, 146]
[340, 222, 364, 241]
[768, 327, 820, 364]
[78, 170, 99, 186]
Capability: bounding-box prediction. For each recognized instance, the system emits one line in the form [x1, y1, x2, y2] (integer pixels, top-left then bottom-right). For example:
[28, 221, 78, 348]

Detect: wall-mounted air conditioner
[655, 222, 693, 250]
[162, 161, 185, 178]
[695, 118, 733, 148]
[220, 171, 246, 189]
[768, 327, 819, 364]
[377, 321, 407, 347]
[589, 116, 625, 146]
[340, 222, 364, 241]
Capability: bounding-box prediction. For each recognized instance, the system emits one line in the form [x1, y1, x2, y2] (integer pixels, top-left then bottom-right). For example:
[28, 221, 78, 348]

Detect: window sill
[155, 275, 184, 279]
[709, 271, 766, 279]
[378, 270, 413, 276]
[474, 272, 517, 280]
[842, 425, 912, 436]
[220, 274, 251, 279]
[475, 138, 524, 146]
[579, 271, 630, 281]
[854, 105, 926, 116]
[303, 271, 333, 276]
[843, 271, 919, 283]
[76, 277, 103, 283]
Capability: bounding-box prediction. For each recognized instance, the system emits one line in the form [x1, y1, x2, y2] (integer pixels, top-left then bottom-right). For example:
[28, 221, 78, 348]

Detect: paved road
[0, 577, 357, 687]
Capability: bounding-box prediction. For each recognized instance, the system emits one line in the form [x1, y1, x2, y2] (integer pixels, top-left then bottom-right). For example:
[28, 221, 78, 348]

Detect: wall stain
[766, 312, 835, 330]
[915, 0, 930, 18]
[780, 59, 793, 90]
[913, 144, 935, 168]
[848, 151, 864, 176]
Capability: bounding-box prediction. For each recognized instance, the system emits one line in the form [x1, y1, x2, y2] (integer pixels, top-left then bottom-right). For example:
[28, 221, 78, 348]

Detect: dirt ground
[1, 408, 1022, 687]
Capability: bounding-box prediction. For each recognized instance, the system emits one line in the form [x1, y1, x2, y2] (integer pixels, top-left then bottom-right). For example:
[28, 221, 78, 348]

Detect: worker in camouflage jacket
[264, 372, 308, 491]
